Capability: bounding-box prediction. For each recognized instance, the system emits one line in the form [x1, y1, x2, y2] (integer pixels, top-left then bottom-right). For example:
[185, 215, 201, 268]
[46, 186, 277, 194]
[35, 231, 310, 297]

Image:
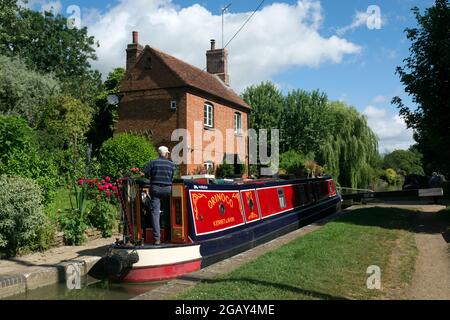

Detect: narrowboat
[103, 175, 342, 282]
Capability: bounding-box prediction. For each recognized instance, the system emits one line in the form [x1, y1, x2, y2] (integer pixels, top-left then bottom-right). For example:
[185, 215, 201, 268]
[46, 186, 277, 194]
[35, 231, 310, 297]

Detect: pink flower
[78, 179, 84, 185]
[98, 185, 104, 191]
[106, 191, 111, 198]
[105, 176, 111, 182]
[112, 186, 118, 192]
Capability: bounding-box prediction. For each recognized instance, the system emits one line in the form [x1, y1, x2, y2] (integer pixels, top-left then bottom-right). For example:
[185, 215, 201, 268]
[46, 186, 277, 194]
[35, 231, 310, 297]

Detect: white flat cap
[158, 146, 170, 154]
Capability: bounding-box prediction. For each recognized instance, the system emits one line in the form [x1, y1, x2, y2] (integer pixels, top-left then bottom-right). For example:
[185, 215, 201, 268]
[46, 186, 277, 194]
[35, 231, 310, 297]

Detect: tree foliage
[392, 0, 450, 176]
[319, 102, 379, 189]
[88, 68, 125, 151]
[243, 82, 284, 132]
[39, 95, 94, 150]
[0, 55, 60, 127]
[98, 134, 158, 179]
[0, 2, 101, 105]
[283, 90, 330, 155]
[0, 116, 58, 204]
[383, 149, 424, 175]
[244, 82, 379, 188]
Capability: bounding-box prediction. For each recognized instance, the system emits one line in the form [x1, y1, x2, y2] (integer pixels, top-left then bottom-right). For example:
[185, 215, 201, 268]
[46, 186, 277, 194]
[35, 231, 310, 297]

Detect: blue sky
[28, 0, 436, 152]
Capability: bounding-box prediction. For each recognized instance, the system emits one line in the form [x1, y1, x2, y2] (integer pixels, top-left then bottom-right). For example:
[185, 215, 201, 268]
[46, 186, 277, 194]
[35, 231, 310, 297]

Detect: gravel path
[357, 204, 449, 300]
[407, 209, 450, 300]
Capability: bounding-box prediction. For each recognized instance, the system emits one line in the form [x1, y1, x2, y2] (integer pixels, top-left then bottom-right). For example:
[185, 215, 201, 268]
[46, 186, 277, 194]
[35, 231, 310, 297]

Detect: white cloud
[363, 105, 414, 153]
[372, 95, 387, 104]
[86, 0, 361, 91]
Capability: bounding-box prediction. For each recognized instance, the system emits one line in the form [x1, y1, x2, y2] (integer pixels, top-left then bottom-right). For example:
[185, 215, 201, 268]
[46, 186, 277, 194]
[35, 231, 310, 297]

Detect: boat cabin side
[116, 176, 338, 246]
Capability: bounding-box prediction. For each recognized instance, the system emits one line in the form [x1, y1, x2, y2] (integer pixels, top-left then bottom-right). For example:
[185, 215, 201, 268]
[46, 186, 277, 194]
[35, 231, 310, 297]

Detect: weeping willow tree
[318, 102, 379, 189]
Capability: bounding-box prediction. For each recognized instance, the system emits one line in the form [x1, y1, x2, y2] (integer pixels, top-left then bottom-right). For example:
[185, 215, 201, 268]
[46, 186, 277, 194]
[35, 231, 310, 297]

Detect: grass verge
[177, 207, 419, 300]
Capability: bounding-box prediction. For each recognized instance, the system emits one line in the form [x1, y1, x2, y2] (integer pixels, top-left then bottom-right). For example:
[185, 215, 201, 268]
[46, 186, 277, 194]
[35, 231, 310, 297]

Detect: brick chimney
[206, 39, 229, 86]
[126, 31, 144, 71]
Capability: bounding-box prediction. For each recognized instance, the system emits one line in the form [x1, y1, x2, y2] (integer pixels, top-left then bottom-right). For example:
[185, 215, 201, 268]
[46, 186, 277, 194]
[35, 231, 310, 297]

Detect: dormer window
[204, 103, 214, 128]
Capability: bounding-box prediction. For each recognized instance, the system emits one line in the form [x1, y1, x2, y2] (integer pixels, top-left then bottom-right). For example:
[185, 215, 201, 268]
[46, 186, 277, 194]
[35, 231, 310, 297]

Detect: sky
[25, 0, 436, 153]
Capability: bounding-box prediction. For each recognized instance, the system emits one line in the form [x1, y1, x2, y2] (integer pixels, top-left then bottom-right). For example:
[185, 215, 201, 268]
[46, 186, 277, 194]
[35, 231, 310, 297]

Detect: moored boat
[104, 176, 342, 282]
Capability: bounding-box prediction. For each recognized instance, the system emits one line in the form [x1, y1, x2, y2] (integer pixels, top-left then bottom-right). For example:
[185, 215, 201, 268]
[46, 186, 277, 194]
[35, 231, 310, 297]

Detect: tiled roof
[140, 46, 251, 110]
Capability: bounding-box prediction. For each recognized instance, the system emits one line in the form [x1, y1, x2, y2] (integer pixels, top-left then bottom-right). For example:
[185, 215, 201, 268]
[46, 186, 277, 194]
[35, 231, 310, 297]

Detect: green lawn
[177, 207, 419, 300]
[46, 187, 73, 222]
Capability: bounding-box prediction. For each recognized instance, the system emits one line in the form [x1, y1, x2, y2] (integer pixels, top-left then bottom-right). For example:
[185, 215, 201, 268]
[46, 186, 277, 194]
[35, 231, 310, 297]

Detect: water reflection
[5, 276, 164, 300]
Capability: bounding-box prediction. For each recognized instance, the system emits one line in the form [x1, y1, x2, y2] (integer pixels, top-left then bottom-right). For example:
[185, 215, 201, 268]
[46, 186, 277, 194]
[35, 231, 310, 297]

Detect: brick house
[116, 32, 251, 176]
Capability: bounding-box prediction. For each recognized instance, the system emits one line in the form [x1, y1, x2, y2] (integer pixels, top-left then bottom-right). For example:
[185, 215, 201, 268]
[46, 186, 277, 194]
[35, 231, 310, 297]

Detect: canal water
[4, 276, 165, 300]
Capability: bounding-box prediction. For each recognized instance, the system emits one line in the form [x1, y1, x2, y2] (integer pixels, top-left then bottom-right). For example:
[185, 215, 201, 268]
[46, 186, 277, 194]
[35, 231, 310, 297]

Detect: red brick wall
[185, 92, 248, 175]
[116, 88, 248, 176]
[116, 88, 187, 168]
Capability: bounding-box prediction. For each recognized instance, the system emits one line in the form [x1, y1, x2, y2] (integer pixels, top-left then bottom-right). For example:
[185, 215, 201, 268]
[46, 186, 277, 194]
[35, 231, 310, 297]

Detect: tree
[318, 102, 379, 189]
[243, 82, 284, 132]
[88, 68, 125, 151]
[392, 0, 450, 177]
[283, 90, 330, 155]
[383, 150, 424, 175]
[0, 55, 60, 127]
[0, 3, 101, 105]
[39, 95, 94, 150]
[242, 82, 284, 174]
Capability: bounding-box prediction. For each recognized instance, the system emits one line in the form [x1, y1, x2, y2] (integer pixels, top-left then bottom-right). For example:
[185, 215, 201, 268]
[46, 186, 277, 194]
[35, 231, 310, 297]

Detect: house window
[204, 161, 214, 174]
[170, 100, 177, 111]
[234, 112, 242, 134]
[204, 103, 214, 128]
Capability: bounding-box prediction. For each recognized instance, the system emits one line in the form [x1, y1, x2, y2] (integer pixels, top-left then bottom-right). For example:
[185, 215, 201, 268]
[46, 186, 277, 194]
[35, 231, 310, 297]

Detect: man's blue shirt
[143, 156, 175, 186]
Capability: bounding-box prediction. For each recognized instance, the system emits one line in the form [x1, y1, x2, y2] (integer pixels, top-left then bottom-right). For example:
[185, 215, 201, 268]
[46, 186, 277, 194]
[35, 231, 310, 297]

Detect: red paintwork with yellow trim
[189, 190, 245, 235]
[241, 190, 260, 223]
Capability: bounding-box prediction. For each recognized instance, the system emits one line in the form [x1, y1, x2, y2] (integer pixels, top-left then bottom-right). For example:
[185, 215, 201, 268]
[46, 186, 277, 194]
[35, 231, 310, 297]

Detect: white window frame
[204, 103, 214, 128]
[204, 161, 214, 173]
[170, 100, 177, 111]
[234, 112, 242, 134]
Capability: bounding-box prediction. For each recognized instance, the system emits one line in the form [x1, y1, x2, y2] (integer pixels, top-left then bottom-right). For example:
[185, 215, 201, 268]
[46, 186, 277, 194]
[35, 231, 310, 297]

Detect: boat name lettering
[208, 193, 234, 209]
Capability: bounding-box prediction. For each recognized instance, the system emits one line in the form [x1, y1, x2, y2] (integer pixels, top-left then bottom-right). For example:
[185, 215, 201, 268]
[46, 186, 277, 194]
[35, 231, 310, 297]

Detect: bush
[98, 133, 158, 178]
[58, 209, 88, 246]
[87, 200, 118, 238]
[383, 168, 400, 185]
[86, 177, 119, 238]
[280, 150, 314, 178]
[0, 175, 49, 257]
[215, 161, 235, 179]
[0, 116, 58, 204]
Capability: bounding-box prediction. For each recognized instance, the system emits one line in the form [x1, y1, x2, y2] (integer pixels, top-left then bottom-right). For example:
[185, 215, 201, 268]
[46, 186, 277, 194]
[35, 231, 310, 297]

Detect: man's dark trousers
[150, 185, 172, 242]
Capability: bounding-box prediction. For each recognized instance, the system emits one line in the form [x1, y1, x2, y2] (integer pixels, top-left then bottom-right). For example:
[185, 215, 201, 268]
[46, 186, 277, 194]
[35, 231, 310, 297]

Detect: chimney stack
[206, 39, 229, 86]
[132, 31, 139, 44]
[126, 31, 144, 71]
